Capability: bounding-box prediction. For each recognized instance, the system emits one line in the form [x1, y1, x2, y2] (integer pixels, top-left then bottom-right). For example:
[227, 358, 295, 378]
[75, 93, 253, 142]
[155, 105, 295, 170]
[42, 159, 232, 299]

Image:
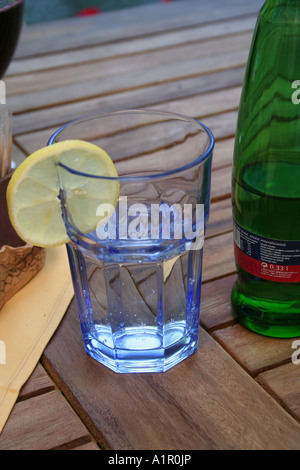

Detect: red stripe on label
[234, 243, 300, 283]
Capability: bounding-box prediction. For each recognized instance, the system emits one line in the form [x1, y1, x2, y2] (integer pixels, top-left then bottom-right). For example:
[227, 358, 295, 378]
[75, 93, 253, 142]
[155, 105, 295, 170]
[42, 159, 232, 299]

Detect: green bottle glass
[231, 0, 300, 337]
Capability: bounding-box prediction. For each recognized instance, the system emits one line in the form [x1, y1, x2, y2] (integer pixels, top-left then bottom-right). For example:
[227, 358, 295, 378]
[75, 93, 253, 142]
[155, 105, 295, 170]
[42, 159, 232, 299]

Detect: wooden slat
[206, 198, 233, 238]
[213, 324, 294, 376]
[212, 137, 235, 169]
[43, 309, 300, 450]
[0, 390, 93, 450]
[10, 62, 241, 133]
[7, 49, 248, 115]
[13, 103, 238, 174]
[6, 32, 251, 98]
[12, 0, 263, 58]
[18, 363, 55, 401]
[7, 15, 257, 76]
[210, 165, 232, 201]
[73, 442, 100, 450]
[200, 274, 237, 331]
[149, 88, 241, 126]
[203, 111, 238, 142]
[257, 362, 300, 421]
[203, 231, 235, 282]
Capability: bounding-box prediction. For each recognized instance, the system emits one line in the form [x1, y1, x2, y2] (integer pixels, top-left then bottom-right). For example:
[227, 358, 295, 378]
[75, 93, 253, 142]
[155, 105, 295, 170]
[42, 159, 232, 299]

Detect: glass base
[81, 321, 199, 373]
[231, 284, 300, 338]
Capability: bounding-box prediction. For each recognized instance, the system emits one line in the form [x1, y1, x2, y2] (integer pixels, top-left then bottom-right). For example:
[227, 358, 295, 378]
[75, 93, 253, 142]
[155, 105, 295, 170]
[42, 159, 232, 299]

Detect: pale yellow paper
[0, 245, 73, 433]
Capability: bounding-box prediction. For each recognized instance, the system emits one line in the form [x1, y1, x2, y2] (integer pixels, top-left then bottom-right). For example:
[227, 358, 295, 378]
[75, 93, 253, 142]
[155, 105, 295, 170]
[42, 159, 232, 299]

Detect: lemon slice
[6, 140, 119, 247]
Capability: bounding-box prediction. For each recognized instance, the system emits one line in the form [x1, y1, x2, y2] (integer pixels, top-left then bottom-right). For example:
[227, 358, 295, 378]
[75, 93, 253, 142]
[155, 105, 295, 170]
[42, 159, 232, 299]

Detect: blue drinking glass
[48, 109, 214, 373]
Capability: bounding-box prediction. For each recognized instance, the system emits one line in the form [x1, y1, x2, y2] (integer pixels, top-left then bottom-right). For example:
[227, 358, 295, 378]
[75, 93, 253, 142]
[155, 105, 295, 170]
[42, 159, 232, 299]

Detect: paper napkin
[0, 245, 73, 432]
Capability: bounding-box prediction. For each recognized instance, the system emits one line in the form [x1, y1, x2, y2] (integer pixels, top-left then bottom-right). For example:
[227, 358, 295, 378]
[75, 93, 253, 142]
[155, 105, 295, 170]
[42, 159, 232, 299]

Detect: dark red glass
[0, 0, 24, 78]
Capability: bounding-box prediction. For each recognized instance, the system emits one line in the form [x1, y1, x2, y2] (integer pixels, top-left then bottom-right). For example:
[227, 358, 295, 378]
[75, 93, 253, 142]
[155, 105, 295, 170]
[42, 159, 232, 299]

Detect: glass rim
[0, 0, 22, 10]
[47, 109, 215, 182]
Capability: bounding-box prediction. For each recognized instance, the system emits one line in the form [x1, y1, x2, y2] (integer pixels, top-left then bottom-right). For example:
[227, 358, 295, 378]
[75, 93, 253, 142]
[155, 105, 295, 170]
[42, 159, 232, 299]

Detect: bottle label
[233, 219, 300, 283]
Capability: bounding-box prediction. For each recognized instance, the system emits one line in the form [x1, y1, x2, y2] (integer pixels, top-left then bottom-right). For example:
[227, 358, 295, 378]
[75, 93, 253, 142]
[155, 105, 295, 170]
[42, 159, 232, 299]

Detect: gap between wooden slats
[6, 48, 249, 114]
[7, 15, 257, 76]
[12, 0, 263, 58]
[6, 30, 252, 98]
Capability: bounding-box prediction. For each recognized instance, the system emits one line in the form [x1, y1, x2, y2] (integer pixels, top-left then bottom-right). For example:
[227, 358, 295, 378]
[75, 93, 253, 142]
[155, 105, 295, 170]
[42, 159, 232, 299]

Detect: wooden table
[1, 0, 300, 451]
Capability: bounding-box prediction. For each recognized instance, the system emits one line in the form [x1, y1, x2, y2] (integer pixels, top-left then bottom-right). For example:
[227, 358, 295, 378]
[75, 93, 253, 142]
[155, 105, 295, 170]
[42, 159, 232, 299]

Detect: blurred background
[24, 0, 178, 24]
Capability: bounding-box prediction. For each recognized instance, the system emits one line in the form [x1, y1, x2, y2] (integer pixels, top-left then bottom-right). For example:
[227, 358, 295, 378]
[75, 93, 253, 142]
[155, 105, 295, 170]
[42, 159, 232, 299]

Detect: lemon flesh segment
[6, 140, 120, 248]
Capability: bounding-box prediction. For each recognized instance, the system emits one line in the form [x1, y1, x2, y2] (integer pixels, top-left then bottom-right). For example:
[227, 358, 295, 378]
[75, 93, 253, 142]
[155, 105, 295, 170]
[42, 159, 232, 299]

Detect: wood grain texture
[213, 324, 295, 376]
[3, 0, 299, 451]
[11, 80, 241, 137]
[12, 0, 263, 58]
[200, 274, 237, 331]
[0, 390, 93, 450]
[6, 34, 251, 99]
[206, 198, 233, 238]
[257, 362, 300, 421]
[43, 306, 300, 450]
[18, 363, 55, 400]
[203, 231, 235, 282]
[7, 16, 257, 76]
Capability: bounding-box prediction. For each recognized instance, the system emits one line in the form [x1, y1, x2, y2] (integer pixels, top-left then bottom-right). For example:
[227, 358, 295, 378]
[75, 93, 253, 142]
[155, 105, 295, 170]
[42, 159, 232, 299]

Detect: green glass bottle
[231, 0, 300, 337]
